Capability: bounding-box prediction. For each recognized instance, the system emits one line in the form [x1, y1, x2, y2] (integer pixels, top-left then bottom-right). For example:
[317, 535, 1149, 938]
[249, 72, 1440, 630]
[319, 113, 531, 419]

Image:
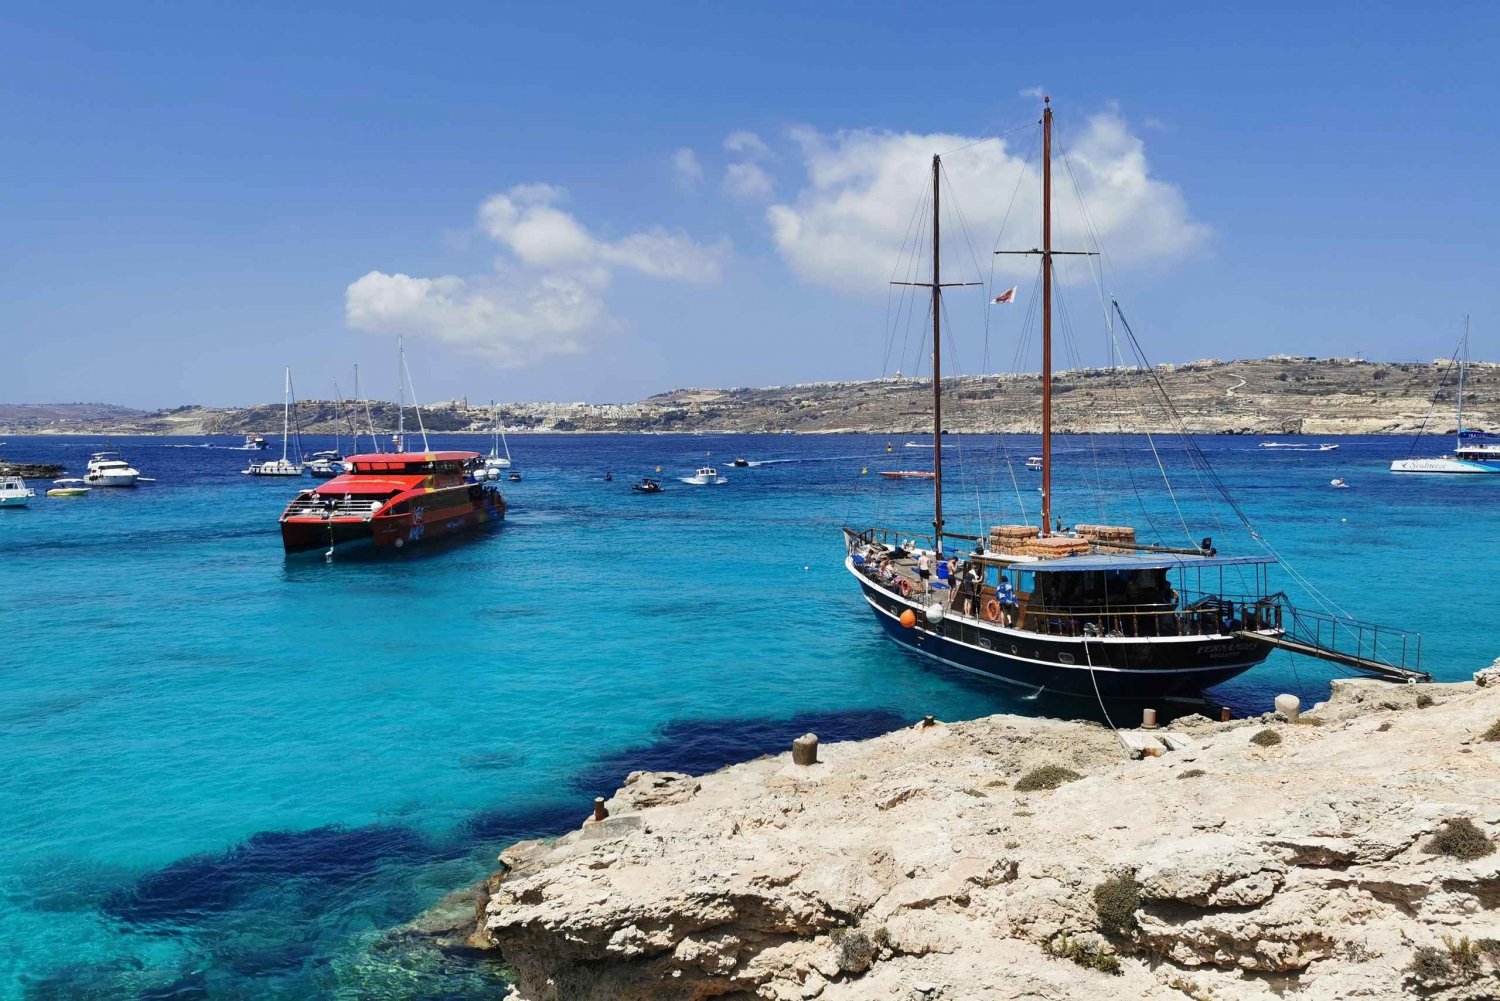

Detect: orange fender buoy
[982, 598, 1002, 622]
[899, 609, 917, 628]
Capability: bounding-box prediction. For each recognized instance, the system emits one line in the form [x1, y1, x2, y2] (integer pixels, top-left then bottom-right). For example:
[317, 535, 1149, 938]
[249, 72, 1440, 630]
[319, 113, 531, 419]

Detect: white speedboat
[84, 452, 141, 487]
[681, 466, 727, 485]
[1330, 478, 1349, 489]
[0, 476, 36, 507]
[1392, 321, 1500, 475]
[47, 478, 91, 498]
[245, 368, 306, 477]
[305, 450, 345, 479]
[1025, 456, 1044, 471]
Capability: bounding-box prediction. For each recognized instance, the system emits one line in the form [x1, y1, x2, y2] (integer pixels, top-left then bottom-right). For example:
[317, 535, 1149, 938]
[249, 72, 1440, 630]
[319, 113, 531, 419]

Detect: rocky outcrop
[449, 674, 1500, 1000]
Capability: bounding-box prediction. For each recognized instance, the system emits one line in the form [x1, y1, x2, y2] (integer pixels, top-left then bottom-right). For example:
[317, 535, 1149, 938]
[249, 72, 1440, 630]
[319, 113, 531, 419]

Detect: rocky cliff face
[458, 668, 1500, 1000]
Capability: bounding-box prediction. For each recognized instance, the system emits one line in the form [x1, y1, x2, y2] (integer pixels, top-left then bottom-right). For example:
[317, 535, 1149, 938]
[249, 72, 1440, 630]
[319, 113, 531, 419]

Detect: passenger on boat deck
[996, 575, 1018, 626]
[916, 552, 931, 590]
[945, 556, 958, 584]
[961, 563, 983, 617]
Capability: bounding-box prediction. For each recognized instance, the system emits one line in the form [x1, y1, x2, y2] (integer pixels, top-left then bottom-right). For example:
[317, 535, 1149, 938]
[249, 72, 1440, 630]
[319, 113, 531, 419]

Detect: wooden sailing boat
[842, 99, 1426, 700]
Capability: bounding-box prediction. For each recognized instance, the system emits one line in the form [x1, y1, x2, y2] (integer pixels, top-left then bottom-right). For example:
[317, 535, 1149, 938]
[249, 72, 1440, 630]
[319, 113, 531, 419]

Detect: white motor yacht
[681, 466, 727, 485]
[0, 476, 37, 507]
[1025, 456, 1044, 471]
[84, 452, 141, 487]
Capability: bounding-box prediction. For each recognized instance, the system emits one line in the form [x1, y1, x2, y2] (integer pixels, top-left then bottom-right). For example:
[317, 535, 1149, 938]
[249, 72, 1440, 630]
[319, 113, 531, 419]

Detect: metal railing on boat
[282, 496, 386, 519]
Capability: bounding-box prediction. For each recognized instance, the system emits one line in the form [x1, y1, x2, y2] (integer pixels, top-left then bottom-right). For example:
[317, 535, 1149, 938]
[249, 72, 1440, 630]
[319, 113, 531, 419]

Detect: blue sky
[3, 1, 1497, 408]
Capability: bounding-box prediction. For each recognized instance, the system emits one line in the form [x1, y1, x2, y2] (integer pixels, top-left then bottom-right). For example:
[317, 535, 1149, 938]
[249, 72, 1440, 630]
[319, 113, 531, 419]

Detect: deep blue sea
[0, 431, 1493, 999]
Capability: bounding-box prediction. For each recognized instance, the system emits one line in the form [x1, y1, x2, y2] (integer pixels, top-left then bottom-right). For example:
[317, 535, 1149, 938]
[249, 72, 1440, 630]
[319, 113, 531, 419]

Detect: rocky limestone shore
[449, 667, 1500, 1000]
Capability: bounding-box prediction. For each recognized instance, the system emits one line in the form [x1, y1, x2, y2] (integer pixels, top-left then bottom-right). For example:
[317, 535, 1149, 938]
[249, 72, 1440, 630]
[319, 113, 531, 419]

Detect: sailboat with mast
[484, 402, 513, 474]
[244, 368, 306, 476]
[1391, 319, 1499, 474]
[842, 98, 1426, 700]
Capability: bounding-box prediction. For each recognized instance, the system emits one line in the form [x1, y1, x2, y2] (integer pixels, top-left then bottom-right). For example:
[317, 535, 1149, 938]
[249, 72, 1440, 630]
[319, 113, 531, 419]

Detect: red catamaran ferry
[278, 451, 504, 554]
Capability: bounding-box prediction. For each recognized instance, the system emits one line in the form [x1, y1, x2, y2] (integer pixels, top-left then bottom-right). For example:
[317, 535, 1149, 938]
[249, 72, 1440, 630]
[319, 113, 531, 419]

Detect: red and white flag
[990, 286, 1017, 304]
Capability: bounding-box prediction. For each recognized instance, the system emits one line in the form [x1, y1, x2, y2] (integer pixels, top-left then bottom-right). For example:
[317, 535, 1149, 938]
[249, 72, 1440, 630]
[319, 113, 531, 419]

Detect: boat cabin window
[1028, 569, 1173, 609]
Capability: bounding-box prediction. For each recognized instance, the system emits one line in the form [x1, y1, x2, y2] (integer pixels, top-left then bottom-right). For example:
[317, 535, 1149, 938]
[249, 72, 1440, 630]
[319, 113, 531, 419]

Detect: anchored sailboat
[1391, 318, 1499, 474]
[842, 99, 1425, 700]
[245, 368, 306, 477]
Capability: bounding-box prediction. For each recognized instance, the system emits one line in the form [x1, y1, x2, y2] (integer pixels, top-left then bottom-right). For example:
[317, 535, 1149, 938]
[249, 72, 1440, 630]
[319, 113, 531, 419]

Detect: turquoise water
[0, 432, 1493, 998]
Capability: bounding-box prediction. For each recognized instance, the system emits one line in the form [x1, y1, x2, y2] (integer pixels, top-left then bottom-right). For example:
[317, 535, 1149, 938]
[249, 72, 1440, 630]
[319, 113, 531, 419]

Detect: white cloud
[345, 184, 728, 365]
[724, 129, 772, 160]
[723, 162, 774, 200]
[672, 146, 704, 187]
[1019, 86, 1046, 100]
[766, 112, 1208, 294]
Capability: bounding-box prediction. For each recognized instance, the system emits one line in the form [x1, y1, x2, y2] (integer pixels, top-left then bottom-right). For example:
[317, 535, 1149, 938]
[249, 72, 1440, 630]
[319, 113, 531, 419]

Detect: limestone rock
[1138, 835, 1286, 907]
[453, 671, 1500, 1001]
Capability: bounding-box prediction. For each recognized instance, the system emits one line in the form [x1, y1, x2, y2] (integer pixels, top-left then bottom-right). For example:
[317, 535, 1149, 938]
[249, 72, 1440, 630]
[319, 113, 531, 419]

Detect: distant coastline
[2, 356, 1491, 438]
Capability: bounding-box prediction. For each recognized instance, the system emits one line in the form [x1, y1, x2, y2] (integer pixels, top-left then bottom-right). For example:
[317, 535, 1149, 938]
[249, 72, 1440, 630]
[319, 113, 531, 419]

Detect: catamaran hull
[856, 578, 1270, 700]
[1390, 458, 1500, 474]
[280, 493, 504, 554]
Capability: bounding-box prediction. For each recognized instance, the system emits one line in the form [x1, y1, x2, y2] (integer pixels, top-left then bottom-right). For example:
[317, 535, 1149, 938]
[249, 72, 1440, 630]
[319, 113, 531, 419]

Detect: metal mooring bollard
[792, 733, 819, 766]
[1220, 706, 1232, 723]
[1274, 694, 1300, 723]
[1141, 707, 1158, 730]
[593, 797, 608, 822]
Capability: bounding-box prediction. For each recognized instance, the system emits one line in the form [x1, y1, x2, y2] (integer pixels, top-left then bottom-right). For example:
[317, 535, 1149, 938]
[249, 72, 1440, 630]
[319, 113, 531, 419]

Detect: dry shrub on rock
[1014, 764, 1083, 791]
[1249, 728, 1282, 747]
[1093, 872, 1141, 938]
[1427, 818, 1494, 860]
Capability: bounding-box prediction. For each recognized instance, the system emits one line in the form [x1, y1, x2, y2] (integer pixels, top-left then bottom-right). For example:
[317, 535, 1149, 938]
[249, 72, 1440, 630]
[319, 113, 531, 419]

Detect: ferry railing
[282, 495, 387, 519]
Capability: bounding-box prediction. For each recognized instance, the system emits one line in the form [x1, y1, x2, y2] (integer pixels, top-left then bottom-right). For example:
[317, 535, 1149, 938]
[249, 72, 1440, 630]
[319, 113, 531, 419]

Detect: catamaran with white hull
[1391, 320, 1500, 475]
[842, 98, 1426, 702]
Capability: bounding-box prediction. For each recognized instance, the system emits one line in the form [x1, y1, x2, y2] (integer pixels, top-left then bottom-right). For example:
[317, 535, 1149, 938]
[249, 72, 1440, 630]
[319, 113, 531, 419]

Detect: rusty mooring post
[592, 797, 608, 822]
[792, 733, 819, 766]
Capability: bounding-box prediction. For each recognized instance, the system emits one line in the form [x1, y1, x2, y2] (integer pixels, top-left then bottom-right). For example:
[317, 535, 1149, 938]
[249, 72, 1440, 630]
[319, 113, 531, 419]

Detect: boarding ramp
[1236, 593, 1429, 683]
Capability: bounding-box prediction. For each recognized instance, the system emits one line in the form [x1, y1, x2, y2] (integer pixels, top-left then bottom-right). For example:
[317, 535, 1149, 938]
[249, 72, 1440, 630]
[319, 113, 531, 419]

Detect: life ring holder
[982, 598, 1003, 622]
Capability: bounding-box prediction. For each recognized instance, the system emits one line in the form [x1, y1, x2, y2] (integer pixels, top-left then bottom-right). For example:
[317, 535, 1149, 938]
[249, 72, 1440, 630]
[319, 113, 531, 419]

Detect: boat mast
[280, 367, 291, 463]
[930, 154, 945, 554]
[396, 335, 406, 450]
[1457, 314, 1469, 447]
[1040, 99, 1054, 536]
[995, 98, 1094, 537]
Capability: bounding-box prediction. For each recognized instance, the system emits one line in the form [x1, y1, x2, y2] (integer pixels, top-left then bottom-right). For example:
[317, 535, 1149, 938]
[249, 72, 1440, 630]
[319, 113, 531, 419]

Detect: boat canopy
[1024, 552, 1277, 573]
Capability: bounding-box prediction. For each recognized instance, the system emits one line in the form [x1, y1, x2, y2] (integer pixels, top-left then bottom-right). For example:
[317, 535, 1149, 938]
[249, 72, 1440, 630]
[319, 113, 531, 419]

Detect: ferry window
[1017, 570, 1035, 594]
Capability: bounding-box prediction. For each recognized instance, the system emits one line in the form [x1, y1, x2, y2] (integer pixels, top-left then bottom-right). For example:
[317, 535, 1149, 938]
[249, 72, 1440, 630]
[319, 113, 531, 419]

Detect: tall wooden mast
[930, 154, 945, 552]
[996, 97, 1095, 537]
[891, 157, 979, 554]
[1040, 100, 1054, 535]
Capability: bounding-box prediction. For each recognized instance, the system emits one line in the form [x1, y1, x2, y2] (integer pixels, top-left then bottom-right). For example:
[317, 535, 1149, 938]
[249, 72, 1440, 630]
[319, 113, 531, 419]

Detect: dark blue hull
[858, 578, 1268, 701]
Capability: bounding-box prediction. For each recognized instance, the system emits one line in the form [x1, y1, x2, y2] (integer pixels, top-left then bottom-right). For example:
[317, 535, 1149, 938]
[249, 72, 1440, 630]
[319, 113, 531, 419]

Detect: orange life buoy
[898, 579, 913, 598]
[982, 598, 1002, 622]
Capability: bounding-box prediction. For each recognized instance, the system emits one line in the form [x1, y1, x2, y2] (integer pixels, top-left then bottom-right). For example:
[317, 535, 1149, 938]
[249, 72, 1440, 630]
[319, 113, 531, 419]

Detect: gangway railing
[1236, 593, 1428, 683]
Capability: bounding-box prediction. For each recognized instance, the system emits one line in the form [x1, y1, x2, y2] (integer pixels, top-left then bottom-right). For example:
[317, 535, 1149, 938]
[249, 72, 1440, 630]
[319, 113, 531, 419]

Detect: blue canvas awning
[1019, 552, 1277, 573]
